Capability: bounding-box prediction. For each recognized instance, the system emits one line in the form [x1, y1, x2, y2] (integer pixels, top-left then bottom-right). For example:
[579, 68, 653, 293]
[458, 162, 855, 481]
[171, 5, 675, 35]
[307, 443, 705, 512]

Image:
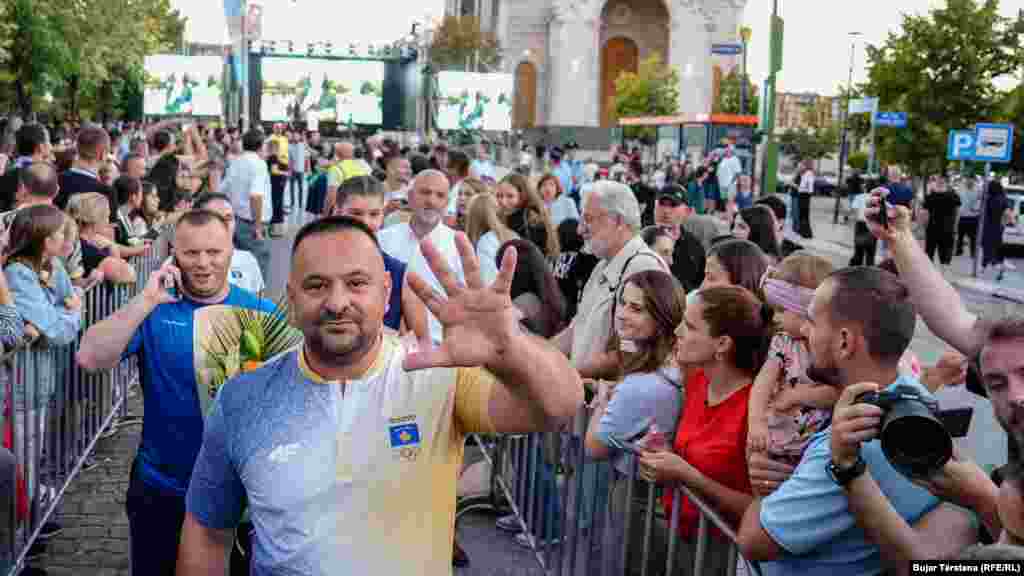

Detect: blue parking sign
[947, 130, 976, 161]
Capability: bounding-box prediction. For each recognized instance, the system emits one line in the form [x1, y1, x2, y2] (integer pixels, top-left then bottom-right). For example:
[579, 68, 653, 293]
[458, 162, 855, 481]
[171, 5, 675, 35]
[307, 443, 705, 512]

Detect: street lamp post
[832, 31, 861, 224]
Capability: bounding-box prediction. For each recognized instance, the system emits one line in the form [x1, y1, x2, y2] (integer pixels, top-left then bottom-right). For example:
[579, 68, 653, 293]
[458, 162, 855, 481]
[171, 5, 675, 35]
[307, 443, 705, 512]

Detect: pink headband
[761, 277, 815, 318]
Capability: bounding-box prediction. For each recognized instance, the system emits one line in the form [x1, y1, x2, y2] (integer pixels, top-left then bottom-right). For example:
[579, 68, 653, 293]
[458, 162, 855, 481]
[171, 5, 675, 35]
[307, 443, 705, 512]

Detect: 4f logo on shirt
[388, 416, 420, 462]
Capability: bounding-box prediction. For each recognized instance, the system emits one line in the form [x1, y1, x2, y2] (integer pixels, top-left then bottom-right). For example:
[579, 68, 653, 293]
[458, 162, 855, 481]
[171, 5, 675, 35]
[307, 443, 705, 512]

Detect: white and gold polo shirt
[186, 333, 495, 575]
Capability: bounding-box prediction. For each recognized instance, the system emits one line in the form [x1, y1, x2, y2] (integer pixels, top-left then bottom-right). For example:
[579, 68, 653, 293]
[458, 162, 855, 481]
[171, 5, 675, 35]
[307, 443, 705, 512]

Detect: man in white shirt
[193, 192, 266, 295]
[716, 146, 743, 206]
[218, 130, 272, 279]
[378, 169, 464, 344]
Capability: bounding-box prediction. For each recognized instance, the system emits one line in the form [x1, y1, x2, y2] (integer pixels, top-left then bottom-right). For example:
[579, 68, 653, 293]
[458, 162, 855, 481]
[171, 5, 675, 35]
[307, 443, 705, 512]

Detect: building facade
[446, 0, 748, 128]
[775, 91, 839, 132]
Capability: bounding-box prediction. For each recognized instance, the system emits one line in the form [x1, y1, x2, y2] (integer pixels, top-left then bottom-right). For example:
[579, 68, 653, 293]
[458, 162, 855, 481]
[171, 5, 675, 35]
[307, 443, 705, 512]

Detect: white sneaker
[1003, 261, 1017, 271]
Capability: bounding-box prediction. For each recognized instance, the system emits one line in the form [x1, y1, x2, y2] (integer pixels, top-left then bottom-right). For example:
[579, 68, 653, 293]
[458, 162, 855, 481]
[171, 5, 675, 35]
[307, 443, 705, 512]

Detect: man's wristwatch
[827, 456, 867, 487]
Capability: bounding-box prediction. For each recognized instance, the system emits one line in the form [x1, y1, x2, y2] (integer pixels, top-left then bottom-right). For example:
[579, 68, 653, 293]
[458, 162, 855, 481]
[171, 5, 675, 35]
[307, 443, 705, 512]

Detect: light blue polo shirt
[759, 375, 941, 576]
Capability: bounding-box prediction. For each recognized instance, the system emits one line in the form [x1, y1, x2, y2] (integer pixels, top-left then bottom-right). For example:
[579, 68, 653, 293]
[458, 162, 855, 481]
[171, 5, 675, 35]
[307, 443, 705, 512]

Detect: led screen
[144, 55, 224, 116]
[435, 72, 513, 132]
[260, 58, 384, 125]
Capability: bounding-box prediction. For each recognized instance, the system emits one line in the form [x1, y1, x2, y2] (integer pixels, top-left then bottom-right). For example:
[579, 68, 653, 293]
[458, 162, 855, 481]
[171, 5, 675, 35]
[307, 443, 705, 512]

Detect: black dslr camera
[856, 385, 972, 479]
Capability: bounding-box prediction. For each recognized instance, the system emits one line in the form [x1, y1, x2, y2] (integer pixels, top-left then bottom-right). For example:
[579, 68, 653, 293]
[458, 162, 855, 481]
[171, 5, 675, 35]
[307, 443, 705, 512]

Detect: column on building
[547, 9, 599, 126]
[669, 4, 714, 115]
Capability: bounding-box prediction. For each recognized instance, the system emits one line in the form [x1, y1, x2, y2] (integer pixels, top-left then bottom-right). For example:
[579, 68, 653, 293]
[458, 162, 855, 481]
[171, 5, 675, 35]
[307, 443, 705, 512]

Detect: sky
[175, 0, 1023, 96]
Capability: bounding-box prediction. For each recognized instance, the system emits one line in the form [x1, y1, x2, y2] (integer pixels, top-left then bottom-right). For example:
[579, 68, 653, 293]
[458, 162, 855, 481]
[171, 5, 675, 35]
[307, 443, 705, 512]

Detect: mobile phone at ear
[938, 407, 974, 438]
[165, 256, 180, 298]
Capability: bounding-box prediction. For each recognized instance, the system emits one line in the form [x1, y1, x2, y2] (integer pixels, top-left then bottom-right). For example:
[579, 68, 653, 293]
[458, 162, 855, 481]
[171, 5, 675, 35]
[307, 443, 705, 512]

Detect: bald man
[378, 170, 463, 344]
[324, 141, 369, 215]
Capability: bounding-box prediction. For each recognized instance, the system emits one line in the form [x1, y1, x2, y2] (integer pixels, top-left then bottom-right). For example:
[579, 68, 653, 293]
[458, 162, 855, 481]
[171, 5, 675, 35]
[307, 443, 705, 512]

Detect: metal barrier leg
[639, 482, 657, 576]
[693, 513, 708, 576]
[665, 489, 681, 576]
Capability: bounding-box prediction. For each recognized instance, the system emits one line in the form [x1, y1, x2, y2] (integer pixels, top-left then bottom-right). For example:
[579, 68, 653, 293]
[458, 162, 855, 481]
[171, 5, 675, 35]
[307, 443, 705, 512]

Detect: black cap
[658, 184, 686, 205]
[550, 146, 564, 160]
[566, 141, 579, 150]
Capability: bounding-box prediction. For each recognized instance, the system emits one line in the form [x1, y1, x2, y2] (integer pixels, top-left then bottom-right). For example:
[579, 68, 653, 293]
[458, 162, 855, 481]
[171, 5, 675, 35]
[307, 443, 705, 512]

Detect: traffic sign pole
[974, 162, 992, 278]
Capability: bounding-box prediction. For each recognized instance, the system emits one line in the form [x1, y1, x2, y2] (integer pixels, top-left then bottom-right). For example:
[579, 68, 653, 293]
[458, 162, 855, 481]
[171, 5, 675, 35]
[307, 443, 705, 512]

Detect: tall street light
[833, 31, 862, 224]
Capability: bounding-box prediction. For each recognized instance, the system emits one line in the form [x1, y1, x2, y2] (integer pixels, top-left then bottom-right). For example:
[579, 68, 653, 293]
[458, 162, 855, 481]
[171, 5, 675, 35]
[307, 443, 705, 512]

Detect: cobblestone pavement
[34, 390, 141, 576]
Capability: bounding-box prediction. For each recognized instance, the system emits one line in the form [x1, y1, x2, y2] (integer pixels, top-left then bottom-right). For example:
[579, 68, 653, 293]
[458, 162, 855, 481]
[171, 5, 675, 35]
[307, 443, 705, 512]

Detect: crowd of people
[0, 115, 1018, 576]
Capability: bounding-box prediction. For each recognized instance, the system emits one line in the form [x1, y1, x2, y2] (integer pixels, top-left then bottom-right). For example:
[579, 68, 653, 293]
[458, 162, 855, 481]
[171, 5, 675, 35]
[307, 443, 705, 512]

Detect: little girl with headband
[747, 253, 839, 463]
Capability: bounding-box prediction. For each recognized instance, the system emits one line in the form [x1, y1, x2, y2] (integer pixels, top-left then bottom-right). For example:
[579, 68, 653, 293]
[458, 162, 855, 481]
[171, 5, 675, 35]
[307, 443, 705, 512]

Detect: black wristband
[827, 456, 867, 487]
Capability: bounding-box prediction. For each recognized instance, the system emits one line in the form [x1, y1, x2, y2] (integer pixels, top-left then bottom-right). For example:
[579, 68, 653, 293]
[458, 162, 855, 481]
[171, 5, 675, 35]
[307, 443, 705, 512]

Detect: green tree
[613, 54, 680, 141]
[779, 126, 839, 166]
[848, 151, 869, 171]
[0, 0, 184, 118]
[0, 0, 70, 116]
[715, 69, 759, 115]
[428, 15, 501, 72]
[863, 0, 1023, 176]
[996, 85, 1023, 173]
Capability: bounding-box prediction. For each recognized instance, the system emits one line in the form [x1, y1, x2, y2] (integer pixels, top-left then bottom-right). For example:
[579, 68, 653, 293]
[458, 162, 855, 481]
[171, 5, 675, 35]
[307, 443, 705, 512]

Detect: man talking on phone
[76, 210, 274, 576]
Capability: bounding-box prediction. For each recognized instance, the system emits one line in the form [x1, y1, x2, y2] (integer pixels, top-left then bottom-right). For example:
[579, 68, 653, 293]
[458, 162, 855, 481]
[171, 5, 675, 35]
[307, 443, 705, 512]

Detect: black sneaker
[38, 521, 62, 540]
[19, 565, 48, 575]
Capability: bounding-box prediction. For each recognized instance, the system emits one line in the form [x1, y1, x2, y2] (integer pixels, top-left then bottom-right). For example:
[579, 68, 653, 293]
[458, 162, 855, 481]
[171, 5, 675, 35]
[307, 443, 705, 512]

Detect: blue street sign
[946, 124, 1015, 163]
[948, 130, 976, 161]
[972, 123, 1014, 163]
[874, 111, 907, 128]
[712, 43, 744, 55]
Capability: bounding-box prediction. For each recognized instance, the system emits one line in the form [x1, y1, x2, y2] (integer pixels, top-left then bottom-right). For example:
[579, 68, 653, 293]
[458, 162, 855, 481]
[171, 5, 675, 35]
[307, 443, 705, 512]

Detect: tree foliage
[715, 69, 759, 116]
[863, 0, 1023, 176]
[0, 0, 185, 118]
[778, 126, 840, 165]
[428, 15, 502, 73]
[613, 54, 680, 141]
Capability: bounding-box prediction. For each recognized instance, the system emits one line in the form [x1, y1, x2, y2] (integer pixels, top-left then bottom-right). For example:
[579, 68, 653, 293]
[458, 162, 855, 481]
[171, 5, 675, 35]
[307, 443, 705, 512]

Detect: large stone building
[446, 0, 748, 128]
[775, 92, 840, 132]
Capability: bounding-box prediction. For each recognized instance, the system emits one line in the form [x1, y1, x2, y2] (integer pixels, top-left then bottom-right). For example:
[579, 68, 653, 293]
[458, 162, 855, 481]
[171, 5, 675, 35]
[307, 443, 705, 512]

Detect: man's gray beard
[414, 210, 442, 230]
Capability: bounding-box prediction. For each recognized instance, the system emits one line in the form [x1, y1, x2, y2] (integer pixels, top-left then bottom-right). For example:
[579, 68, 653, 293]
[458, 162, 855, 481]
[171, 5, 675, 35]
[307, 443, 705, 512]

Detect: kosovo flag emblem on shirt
[389, 423, 420, 448]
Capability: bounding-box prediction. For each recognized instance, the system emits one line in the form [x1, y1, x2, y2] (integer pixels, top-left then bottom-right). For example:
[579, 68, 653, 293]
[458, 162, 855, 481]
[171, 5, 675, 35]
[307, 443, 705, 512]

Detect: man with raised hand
[178, 216, 583, 575]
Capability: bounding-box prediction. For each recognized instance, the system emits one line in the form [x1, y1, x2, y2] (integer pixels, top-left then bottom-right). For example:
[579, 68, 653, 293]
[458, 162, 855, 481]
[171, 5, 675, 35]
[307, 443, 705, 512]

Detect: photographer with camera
[865, 188, 1024, 460]
[737, 267, 978, 575]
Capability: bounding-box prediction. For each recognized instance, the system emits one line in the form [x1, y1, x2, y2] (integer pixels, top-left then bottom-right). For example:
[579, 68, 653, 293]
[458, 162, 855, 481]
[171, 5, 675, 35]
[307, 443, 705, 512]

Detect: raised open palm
[403, 232, 520, 371]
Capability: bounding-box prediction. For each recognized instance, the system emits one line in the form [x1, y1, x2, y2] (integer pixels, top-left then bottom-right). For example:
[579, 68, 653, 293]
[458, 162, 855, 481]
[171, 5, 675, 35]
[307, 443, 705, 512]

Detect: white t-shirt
[229, 249, 265, 295]
[717, 155, 743, 199]
[378, 223, 464, 343]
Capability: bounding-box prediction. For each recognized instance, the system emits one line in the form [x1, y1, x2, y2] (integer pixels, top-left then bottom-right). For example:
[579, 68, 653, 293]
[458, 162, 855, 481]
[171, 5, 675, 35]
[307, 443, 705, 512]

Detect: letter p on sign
[948, 130, 976, 161]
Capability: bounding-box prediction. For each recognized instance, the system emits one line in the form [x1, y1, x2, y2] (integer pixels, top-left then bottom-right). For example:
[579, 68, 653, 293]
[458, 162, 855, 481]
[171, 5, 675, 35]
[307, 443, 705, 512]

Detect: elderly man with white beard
[378, 169, 464, 344]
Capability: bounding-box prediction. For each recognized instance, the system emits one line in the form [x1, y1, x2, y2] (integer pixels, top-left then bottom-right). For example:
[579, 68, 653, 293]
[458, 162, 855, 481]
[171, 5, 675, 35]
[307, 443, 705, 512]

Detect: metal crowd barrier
[482, 406, 764, 576]
[2, 235, 169, 576]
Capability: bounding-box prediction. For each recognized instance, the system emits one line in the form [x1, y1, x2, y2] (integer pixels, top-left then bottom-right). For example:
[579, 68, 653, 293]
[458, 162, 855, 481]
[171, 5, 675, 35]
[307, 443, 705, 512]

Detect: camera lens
[880, 414, 952, 478]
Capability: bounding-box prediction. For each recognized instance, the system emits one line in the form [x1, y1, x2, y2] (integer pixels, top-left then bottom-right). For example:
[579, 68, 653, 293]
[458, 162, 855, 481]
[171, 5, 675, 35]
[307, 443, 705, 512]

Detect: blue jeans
[289, 172, 304, 210]
[234, 217, 270, 282]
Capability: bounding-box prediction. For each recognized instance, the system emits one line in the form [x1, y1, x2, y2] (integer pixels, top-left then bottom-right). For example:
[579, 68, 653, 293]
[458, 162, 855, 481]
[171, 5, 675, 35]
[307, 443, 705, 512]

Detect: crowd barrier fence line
[461, 404, 764, 576]
[3, 235, 168, 576]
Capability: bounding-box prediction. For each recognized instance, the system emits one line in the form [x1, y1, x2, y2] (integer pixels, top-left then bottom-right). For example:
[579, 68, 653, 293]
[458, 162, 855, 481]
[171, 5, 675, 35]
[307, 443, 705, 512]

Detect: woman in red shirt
[639, 285, 770, 574]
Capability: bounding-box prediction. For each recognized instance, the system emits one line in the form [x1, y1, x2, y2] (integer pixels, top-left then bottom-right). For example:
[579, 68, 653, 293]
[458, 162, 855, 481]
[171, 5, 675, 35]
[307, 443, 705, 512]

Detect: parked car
[1004, 185, 1023, 247]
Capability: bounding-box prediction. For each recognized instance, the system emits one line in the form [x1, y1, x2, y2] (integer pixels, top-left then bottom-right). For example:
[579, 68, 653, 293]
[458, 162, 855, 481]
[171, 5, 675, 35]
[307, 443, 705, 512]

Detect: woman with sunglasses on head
[584, 269, 686, 576]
